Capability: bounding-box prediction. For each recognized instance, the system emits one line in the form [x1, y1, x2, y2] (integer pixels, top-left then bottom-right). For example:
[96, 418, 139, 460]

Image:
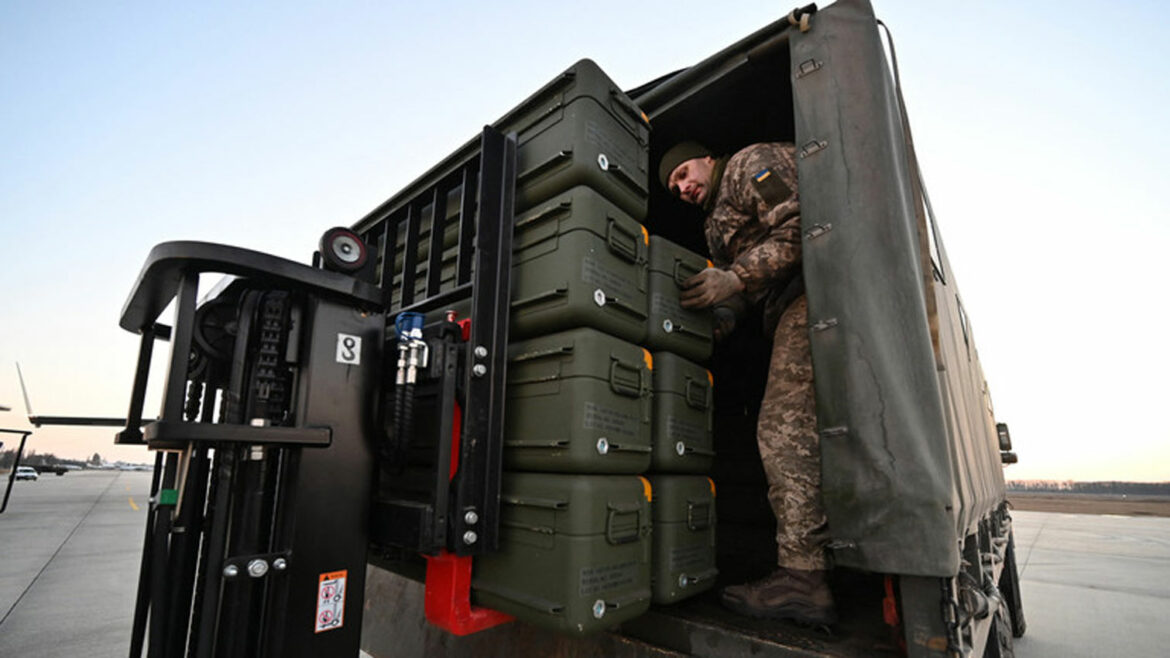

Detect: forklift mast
[116, 128, 516, 657]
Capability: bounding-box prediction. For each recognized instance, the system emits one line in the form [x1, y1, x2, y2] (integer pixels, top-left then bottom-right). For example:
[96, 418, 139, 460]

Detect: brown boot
[720, 568, 837, 625]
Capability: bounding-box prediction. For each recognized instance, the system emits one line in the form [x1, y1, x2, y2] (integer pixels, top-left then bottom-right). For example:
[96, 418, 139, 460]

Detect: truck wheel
[999, 530, 1027, 638]
[983, 603, 1015, 658]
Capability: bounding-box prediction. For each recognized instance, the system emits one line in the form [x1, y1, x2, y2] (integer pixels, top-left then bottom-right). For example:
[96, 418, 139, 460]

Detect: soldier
[660, 141, 834, 625]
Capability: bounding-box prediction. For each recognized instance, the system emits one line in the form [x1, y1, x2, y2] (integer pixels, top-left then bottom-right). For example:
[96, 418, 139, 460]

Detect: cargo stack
[464, 59, 656, 636]
[641, 236, 719, 604]
[375, 58, 719, 632]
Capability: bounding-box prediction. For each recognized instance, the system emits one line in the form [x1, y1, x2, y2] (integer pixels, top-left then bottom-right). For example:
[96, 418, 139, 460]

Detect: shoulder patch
[749, 167, 793, 206]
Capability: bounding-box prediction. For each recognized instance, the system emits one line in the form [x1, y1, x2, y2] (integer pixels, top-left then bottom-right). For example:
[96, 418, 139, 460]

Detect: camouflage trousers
[757, 295, 828, 571]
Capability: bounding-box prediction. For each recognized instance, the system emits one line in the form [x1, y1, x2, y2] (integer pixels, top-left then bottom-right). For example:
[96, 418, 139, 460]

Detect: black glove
[712, 294, 748, 341]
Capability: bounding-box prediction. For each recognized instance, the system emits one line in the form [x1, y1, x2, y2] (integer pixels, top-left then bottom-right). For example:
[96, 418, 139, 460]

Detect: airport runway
[0, 469, 151, 656]
[1, 472, 1167, 657]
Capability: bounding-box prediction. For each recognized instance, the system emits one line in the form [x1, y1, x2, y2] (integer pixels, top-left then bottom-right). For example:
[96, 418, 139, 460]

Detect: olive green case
[645, 236, 714, 363]
[646, 475, 718, 604]
[508, 59, 650, 219]
[472, 473, 653, 635]
[504, 328, 652, 473]
[649, 351, 714, 473]
[510, 186, 649, 344]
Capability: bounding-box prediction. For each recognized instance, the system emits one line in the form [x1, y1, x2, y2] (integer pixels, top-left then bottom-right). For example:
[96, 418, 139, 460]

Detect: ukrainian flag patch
[749, 167, 792, 205]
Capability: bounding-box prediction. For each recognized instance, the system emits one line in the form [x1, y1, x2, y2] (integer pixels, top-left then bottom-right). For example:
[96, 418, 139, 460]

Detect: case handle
[685, 377, 711, 410]
[609, 357, 645, 397]
[606, 501, 643, 545]
[672, 258, 704, 287]
[686, 500, 713, 531]
[605, 218, 640, 263]
[608, 88, 649, 129]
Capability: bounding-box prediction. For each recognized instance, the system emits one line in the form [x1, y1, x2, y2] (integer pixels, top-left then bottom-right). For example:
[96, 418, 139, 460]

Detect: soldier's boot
[720, 568, 837, 625]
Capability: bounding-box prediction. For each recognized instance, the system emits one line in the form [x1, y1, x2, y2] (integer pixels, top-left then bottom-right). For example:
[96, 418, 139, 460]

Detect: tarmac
[1, 470, 1167, 657]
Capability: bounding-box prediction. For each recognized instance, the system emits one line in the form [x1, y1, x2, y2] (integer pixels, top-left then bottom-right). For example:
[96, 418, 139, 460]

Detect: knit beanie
[657, 141, 713, 189]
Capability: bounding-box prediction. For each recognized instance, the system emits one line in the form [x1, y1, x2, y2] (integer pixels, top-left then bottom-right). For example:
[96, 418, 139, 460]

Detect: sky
[1, 1, 1167, 481]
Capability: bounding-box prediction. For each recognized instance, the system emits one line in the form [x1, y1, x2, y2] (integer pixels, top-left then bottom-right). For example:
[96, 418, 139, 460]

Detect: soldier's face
[667, 156, 716, 206]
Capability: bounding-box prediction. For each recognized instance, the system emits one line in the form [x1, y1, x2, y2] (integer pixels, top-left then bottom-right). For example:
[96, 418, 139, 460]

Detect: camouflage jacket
[704, 142, 802, 326]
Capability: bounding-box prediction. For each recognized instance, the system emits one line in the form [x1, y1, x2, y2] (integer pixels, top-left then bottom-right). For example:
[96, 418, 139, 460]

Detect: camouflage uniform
[704, 142, 828, 571]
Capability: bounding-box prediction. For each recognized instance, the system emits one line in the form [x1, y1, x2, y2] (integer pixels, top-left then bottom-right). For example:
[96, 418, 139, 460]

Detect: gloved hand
[681, 268, 744, 309]
[712, 307, 737, 341]
[711, 293, 748, 341]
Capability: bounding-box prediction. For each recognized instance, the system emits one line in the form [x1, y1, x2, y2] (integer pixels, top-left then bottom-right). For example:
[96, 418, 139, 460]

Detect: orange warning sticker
[315, 570, 347, 633]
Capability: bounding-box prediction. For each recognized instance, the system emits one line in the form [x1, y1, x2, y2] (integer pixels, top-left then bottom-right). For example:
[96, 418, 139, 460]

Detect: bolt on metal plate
[592, 600, 606, 619]
[247, 559, 269, 578]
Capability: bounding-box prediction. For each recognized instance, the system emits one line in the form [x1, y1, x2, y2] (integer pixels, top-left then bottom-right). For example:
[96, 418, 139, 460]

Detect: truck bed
[361, 564, 899, 658]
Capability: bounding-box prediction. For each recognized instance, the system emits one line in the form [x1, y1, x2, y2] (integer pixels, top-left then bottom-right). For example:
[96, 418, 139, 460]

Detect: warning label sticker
[315, 570, 347, 633]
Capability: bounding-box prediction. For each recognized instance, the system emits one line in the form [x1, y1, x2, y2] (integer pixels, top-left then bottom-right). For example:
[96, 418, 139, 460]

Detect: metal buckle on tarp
[788, 5, 816, 33]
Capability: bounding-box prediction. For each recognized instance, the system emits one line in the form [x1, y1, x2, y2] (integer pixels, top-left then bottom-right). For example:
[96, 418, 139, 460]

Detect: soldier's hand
[712, 306, 737, 341]
[681, 268, 744, 309]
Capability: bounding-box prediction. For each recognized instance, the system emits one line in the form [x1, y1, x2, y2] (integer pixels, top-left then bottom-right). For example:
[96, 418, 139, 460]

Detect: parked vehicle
[15, 466, 38, 481]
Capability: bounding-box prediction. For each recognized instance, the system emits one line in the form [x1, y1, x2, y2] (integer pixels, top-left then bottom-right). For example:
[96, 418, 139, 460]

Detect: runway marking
[128, 497, 139, 511]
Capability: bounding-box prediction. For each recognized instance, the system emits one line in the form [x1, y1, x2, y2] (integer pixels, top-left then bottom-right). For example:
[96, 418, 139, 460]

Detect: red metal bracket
[423, 550, 513, 635]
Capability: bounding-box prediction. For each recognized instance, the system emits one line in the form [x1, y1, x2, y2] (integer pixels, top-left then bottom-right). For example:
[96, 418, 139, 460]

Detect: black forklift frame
[361, 127, 517, 557]
[114, 126, 517, 657]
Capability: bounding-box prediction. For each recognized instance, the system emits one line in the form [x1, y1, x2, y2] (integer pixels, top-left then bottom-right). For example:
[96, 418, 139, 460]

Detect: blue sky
[1, 1, 1167, 480]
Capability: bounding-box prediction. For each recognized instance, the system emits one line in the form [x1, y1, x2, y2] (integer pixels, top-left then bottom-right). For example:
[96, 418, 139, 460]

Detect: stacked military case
[374, 59, 718, 632]
[641, 236, 719, 603]
[472, 473, 652, 636]
[368, 60, 657, 635]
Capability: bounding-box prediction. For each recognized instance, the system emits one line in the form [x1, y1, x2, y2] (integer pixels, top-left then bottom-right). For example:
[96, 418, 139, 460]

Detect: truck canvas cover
[789, 0, 1000, 576]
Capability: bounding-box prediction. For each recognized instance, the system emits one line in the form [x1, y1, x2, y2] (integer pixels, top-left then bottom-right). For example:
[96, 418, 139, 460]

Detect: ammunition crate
[511, 186, 649, 343]
[649, 351, 714, 473]
[472, 473, 653, 635]
[509, 59, 650, 218]
[504, 328, 652, 474]
[647, 475, 718, 604]
[645, 236, 714, 363]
